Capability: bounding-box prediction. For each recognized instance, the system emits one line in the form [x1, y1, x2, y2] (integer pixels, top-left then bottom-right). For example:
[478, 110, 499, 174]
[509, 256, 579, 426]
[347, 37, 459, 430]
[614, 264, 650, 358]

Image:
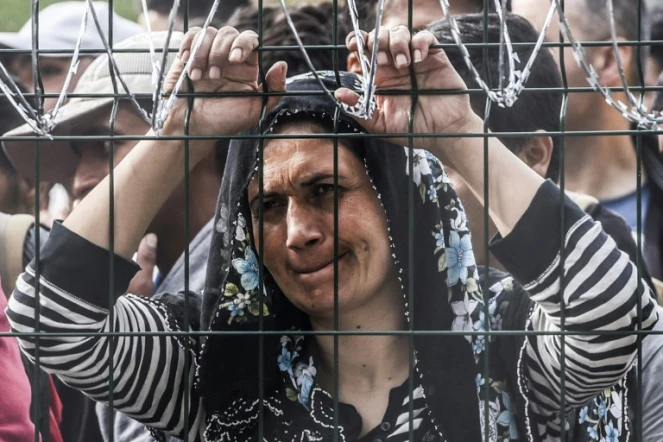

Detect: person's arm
[8, 222, 205, 441]
[336, 28, 542, 238]
[336, 25, 658, 413]
[490, 180, 657, 425]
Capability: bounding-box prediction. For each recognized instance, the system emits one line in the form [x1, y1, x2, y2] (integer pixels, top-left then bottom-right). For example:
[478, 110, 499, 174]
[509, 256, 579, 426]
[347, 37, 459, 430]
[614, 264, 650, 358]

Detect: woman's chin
[292, 289, 350, 319]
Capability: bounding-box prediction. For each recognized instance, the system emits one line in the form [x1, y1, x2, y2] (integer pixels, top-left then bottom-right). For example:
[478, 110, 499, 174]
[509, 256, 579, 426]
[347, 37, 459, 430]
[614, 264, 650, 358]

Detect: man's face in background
[8, 55, 94, 111]
[512, 0, 608, 132]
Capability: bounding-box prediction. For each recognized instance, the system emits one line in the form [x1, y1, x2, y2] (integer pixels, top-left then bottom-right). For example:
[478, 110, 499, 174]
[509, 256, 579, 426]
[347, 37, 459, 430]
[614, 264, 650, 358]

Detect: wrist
[422, 113, 485, 166]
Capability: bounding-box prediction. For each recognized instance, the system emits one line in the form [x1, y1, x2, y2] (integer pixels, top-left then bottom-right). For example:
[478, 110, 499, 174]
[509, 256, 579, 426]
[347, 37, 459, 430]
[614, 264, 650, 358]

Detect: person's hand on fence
[162, 26, 288, 138]
[335, 26, 480, 155]
[127, 233, 158, 297]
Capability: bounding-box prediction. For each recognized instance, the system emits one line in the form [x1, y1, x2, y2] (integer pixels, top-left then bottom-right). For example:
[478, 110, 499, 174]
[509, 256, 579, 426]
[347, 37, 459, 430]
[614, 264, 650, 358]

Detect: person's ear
[515, 131, 553, 179]
[17, 177, 37, 215]
[347, 52, 362, 74]
[591, 37, 633, 86]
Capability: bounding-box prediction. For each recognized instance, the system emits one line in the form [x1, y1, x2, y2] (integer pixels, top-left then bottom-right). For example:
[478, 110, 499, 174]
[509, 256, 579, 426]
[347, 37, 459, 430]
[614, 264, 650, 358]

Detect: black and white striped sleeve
[6, 222, 205, 442]
[490, 181, 658, 421]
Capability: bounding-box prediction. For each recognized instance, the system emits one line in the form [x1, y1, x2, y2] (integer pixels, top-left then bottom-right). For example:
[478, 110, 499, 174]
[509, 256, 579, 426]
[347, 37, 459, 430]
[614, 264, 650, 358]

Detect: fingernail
[377, 51, 389, 65]
[146, 234, 158, 249]
[347, 35, 356, 47]
[414, 49, 422, 63]
[230, 48, 243, 62]
[209, 66, 221, 79]
[396, 53, 408, 67]
[181, 50, 190, 63]
[190, 68, 202, 81]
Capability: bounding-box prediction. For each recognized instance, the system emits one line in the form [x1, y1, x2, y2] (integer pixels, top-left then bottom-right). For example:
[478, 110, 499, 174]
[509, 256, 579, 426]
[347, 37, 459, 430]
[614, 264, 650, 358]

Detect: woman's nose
[285, 201, 324, 250]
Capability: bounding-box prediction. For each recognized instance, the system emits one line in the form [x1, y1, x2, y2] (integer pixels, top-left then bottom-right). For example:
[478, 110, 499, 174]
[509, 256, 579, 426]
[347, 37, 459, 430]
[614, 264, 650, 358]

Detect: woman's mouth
[294, 252, 349, 280]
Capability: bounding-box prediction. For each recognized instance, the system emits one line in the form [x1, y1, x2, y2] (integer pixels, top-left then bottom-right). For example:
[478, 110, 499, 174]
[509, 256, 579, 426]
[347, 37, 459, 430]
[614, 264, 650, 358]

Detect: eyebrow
[248, 172, 348, 210]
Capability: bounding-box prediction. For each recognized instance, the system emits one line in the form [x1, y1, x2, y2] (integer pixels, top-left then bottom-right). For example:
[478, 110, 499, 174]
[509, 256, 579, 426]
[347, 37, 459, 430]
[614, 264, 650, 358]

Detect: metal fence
[0, 0, 659, 441]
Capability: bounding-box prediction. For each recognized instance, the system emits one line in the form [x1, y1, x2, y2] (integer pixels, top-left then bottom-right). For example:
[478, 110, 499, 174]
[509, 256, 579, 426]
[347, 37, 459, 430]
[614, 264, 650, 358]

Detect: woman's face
[247, 126, 397, 320]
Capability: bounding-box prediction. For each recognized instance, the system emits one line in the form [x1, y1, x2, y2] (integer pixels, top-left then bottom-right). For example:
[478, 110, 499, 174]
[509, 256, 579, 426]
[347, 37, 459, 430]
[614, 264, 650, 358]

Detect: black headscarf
[191, 72, 527, 441]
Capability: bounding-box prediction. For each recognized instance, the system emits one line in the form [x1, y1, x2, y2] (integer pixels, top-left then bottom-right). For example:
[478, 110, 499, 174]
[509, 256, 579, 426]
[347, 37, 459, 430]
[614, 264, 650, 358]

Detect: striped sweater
[6, 181, 658, 441]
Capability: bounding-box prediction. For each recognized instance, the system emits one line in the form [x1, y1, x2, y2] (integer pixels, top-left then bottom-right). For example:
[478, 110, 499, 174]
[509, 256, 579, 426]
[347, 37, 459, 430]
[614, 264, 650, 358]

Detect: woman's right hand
[162, 26, 287, 137]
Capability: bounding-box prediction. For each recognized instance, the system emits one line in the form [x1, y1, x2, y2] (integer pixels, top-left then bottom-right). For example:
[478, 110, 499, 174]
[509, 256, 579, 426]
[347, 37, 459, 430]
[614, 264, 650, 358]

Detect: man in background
[0, 1, 143, 112]
[0, 79, 62, 442]
[513, 0, 663, 281]
[136, 0, 250, 31]
[0, 1, 143, 228]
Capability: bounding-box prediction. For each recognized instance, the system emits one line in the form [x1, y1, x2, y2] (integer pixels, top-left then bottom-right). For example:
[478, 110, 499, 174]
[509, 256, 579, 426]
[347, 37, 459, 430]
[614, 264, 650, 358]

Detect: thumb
[136, 233, 158, 270]
[128, 234, 158, 297]
[262, 61, 288, 112]
[163, 56, 188, 96]
[334, 88, 381, 133]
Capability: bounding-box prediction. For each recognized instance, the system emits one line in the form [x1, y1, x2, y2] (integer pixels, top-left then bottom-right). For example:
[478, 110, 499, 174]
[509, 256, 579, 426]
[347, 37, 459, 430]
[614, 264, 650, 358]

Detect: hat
[0, 2, 144, 57]
[2, 31, 183, 183]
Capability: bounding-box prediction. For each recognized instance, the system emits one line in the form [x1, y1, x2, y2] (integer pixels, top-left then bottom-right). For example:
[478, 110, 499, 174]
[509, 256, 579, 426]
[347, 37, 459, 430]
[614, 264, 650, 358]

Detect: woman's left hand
[336, 26, 481, 153]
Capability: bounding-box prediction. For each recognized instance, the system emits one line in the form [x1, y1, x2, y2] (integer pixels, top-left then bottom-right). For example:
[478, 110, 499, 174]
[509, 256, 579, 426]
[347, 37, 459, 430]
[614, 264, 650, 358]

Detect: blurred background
[0, 0, 137, 31]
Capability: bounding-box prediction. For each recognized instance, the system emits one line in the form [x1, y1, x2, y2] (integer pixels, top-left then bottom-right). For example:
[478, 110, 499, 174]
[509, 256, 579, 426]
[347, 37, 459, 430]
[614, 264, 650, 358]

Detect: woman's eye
[262, 199, 282, 211]
[316, 184, 336, 195]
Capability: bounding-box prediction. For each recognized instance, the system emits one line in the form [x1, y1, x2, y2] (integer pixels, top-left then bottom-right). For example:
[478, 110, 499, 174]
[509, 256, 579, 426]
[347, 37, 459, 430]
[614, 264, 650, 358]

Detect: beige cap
[2, 31, 183, 183]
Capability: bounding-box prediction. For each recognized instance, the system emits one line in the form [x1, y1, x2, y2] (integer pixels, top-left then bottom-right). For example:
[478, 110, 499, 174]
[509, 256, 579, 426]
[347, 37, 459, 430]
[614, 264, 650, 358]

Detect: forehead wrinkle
[249, 138, 356, 199]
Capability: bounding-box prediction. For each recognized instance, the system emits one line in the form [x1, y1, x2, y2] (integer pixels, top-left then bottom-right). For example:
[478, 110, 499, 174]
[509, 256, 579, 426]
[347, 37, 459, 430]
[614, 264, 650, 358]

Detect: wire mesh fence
[0, 0, 661, 442]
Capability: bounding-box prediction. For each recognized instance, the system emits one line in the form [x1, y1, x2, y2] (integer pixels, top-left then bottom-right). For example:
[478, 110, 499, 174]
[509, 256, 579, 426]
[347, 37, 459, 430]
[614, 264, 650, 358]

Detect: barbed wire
[3, 0, 663, 135]
[555, 0, 663, 129]
[0, 0, 93, 136]
[278, 0, 382, 120]
[439, 0, 558, 108]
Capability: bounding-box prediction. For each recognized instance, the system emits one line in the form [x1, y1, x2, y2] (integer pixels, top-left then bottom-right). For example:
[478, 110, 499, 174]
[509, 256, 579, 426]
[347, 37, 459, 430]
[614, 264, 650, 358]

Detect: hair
[649, 0, 663, 70]
[137, 0, 251, 26]
[226, 3, 349, 77]
[577, 0, 651, 85]
[352, 0, 507, 34]
[427, 13, 563, 182]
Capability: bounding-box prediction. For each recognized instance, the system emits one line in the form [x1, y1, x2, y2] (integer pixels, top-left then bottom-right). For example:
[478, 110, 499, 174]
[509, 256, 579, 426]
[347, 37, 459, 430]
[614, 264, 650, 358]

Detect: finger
[208, 26, 240, 79]
[136, 233, 158, 271]
[334, 87, 380, 133]
[129, 234, 158, 297]
[335, 87, 360, 107]
[411, 30, 438, 63]
[388, 25, 412, 69]
[189, 27, 217, 81]
[263, 61, 288, 111]
[346, 30, 368, 52]
[229, 30, 260, 63]
[178, 27, 202, 62]
[367, 27, 390, 66]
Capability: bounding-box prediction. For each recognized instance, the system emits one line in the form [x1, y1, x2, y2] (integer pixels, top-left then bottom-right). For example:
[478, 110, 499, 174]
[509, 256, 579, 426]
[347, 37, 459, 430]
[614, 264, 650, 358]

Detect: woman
[7, 25, 657, 442]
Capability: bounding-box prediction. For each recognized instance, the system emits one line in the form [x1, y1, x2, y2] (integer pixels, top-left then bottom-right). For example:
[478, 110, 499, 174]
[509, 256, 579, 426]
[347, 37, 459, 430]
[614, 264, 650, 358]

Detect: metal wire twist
[555, 0, 663, 129]
[438, 0, 558, 108]
[278, 0, 382, 120]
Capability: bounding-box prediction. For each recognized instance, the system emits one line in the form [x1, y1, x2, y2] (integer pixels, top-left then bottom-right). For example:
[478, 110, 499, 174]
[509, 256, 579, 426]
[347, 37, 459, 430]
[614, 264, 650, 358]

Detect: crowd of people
[0, 0, 662, 441]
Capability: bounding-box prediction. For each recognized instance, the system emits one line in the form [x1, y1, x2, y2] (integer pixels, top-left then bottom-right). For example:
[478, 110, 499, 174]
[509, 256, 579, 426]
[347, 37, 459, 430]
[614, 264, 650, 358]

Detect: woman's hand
[162, 26, 287, 137]
[335, 26, 482, 154]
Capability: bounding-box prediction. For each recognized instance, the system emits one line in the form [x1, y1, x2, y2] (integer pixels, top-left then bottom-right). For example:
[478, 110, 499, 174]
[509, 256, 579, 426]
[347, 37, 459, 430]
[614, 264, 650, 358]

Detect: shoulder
[476, 266, 533, 332]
